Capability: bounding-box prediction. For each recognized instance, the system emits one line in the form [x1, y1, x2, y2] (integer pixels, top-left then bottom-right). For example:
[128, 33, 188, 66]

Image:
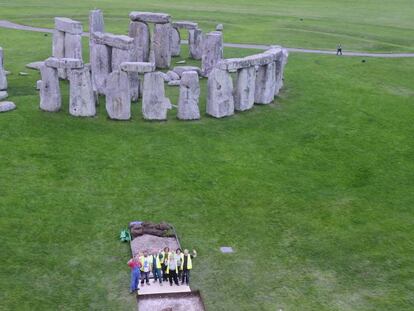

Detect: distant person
[161, 247, 171, 282]
[152, 249, 163, 285]
[166, 253, 179, 286]
[175, 248, 183, 280]
[181, 249, 197, 286]
[139, 251, 152, 286]
[127, 253, 141, 294]
[336, 43, 343, 56]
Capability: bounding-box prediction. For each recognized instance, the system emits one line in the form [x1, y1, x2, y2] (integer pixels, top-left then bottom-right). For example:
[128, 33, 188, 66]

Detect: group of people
[127, 247, 197, 293]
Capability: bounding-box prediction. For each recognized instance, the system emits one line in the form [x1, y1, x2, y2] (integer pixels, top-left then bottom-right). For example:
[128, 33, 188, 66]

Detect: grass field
[1, 1, 414, 311]
[1, 0, 414, 52]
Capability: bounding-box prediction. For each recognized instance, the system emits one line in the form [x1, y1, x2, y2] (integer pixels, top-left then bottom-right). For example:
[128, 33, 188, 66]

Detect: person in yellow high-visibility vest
[139, 250, 152, 286]
[151, 249, 163, 285]
[181, 249, 197, 285]
[166, 251, 179, 286]
[161, 247, 171, 282]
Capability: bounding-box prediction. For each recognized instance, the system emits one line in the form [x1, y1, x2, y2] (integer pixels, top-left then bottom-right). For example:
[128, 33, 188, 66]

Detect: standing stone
[188, 28, 203, 60]
[129, 21, 150, 62]
[255, 62, 276, 104]
[111, 48, 139, 101]
[89, 9, 105, 33]
[202, 32, 223, 76]
[171, 27, 181, 57]
[52, 30, 66, 79]
[216, 24, 224, 32]
[90, 44, 111, 95]
[234, 66, 256, 111]
[39, 65, 61, 112]
[105, 70, 130, 120]
[207, 68, 234, 118]
[142, 72, 168, 120]
[275, 48, 289, 95]
[153, 23, 172, 69]
[65, 33, 82, 60]
[68, 67, 96, 117]
[178, 71, 200, 120]
[0, 47, 7, 91]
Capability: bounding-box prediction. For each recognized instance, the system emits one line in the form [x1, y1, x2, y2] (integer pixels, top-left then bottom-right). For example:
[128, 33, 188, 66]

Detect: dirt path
[1, 19, 414, 58]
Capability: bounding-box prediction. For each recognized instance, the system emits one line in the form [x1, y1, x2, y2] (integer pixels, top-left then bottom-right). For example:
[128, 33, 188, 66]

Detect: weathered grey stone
[0, 47, 6, 90]
[167, 80, 181, 86]
[91, 32, 134, 50]
[172, 21, 198, 30]
[153, 23, 172, 69]
[207, 68, 234, 118]
[40, 65, 61, 112]
[89, 9, 104, 34]
[142, 72, 168, 120]
[171, 27, 181, 57]
[202, 31, 223, 76]
[176, 60, 186, 64]
[188, 28, 203, 60]
[64, 33, 83, 61]
[120, 62, 155, 73]
[105, 70, 131, 120]
[173, 66, 202, 77]
[129, 12, 171, 24]
[216, 24, 224, 31]
[90, 43, 111, 94]
[45, 57, 83, 69]
[0, 101, 16, 113]
[36, 80, 42, 91]
[4, 71, 10, 76]
[26, 61, 44, 70]
[129, 21, 150, 62]
[164, 97, 172, 109]
[111, 49, 139, 101]
[275, 48, 289, 95]
[52, 30, 66, 79]
[68, 67, 96, 117]
[0, 91, 8, 100]
[55, 17, 83, 35]
[254, 62, 276, 104]
[166, 70, 180, 81]
[160, 72, 170, 82]
[234, 66, 256, 111]
[178, 71, 200, 120]
[217, 52, 277, 71]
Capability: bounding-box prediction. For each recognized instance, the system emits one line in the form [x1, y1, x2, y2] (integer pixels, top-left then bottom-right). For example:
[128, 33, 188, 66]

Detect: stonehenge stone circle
[68, 67, 96, 117]
[39, 64, 61, 112]
[0, 47, 7, 91]
[142, 72, 168, 120]
[234, 66, 256, 111]
[105, 70, 131, 120]
[207, 68, 234, 118]
[202, 31, 223, 76]
[178, 71, 200, 120]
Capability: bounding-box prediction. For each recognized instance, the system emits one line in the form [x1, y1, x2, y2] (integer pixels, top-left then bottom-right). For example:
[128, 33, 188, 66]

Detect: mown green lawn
[1, 0, 414, 52]
[0, 24, 413, 310]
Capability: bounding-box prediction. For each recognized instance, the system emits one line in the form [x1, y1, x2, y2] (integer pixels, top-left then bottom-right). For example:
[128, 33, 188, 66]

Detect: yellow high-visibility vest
[180, 254, 193, 270]
[154, 254, 162, 269]
[165, 255, 178, 274]
[140, 255, 152, 272]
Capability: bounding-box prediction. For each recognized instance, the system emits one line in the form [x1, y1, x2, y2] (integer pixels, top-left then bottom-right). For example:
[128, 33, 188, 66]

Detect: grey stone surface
[40, 65, 61, 112]
[172, 21, 198, 29]
[36, 80, 42, 90]
[111, 48, 139, 101]
[68, 67, 96, 117]
[55, 17, 83, 35]
[129, 21, 150, 62]
[171, 27, 181, 57]
[90, 43, 111, 94]
[166, 70, 180, 81]
[129, 12, 171, 24]
[164, 97, 172, 109]
[0, 91, 8, 100]
[105, 70, 131, 120]
[167, 80, 181, 86]
[44, 57, 83, 69]
[220, 246, 234, 254]
[52, 29, 66, 79]
[275, 48, 289, 95]
[0, 47, 7, 90]
[178, 71, 200, 120]
[89, 9, 104, 33]
[173, 66, 202, 77]
[207, 68, 234, 118]
[217, 52, 277, 71]
[160, 72, 170, 82]
[0, 101, 16, 113]
[64, 33, 83, 61]
[152, 23, 172, 69]
[91, 32, 134, 50]
[202, 31, 223, 76]
[188, 28, 203, 60]
[26, 61, 44, 70]
[216, 24, 224, 31]
[254, 62, 276, 104]
[234, 66, 256, 111]
[142, 72, 168, 120]
[120, 62, 155, 73]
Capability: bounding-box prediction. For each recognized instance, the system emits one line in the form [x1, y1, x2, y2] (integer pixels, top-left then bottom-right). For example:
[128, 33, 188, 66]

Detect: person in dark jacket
[181, 249, 197, 286]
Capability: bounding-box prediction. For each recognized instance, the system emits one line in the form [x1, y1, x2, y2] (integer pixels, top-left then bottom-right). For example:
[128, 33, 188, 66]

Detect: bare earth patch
[130, 234, 180, 256]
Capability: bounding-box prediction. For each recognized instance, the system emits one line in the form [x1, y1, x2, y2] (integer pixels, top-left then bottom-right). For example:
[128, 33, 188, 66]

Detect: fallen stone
[176, 60, 186, 64]
[166, 70, 180, 81]
[89, 9, 105, 34]
[0, 91, 8, 100]
[234, 66, 256, 111]
[105, 70, 131, 120]
[40, 65, 61, 112]
[188, 28, 203, 60]
[129, 21, 150, 62]
[255, 62, 276, 104]
[160, 72, 170, 82]
[68, 67, 96, 117]
[207, 68, 234, 118]
[167, 80, 181, 86]
[216, 24, 224, 31]
[173, 66, 202, 77]
[152, 23, 172, 69]
[171, 27, 181, 57]
[142, 71, 168, 120]
[178, 71, 200, 120]
[120, 62, 155, 73]
[36, 80, 42, 90]
[55, 17, 83, 35]
[201, 31, 223, 76]
[220, 246, 234, 254]
[0, 101, 16, 113]
[90, 43, 111, 94]
[91, 32, 134, 50]
[45, 57, 83, 69]
[172, 21, 198, 30]
[19, 72, 29, 76]
[129, 12, 171, 24]
[26, 61, 44, 70]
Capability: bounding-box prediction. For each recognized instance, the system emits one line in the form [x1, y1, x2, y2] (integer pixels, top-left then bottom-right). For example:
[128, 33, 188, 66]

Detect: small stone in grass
[176, 60, 186, 64]
[19, 72, 29, 76]
[220, 246, 234, 254]
[0, 91, 8, 100]
[0, 101, 16, 113]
